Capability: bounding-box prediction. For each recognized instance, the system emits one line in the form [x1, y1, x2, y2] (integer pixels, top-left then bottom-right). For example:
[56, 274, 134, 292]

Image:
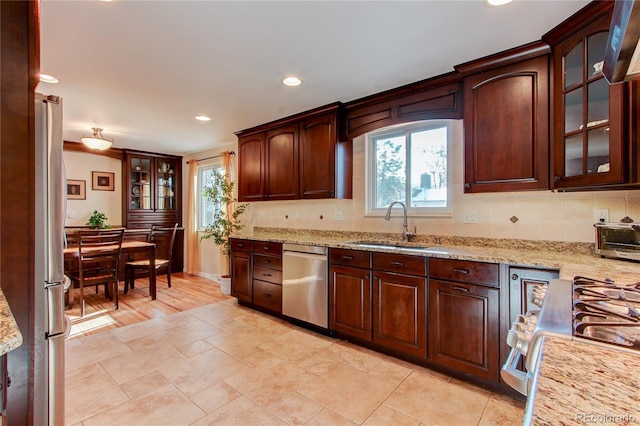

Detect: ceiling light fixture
[282, 76, 302, 87]
[195, 115, 212, 121]
[80, 128, 114, 150]
[486, 0, 513, 6]
[39, 74, 59, 83]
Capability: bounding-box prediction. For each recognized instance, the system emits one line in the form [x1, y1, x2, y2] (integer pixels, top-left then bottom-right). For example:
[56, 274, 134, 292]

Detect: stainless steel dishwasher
[282, 243, 329, 329]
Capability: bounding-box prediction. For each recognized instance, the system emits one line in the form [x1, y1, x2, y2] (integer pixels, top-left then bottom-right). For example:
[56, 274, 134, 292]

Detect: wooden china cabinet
[122, 149, 183, 271]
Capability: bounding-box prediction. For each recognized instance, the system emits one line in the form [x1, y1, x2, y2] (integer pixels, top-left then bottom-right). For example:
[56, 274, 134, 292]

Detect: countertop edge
[0, 289, 23, 356]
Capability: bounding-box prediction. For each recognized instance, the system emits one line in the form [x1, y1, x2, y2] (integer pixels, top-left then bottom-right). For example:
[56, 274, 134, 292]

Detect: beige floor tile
[190, 395, 287, 426]
[269, 392, 324, 426]
[82, 384, 205, 426]
[233, 346, 283, 367]
[383, 355, 453, 383]
[119, 371, 170, 400]
[190, 303, 250, 326]
[224, 356, 318, 408]
[65, 363, 129, 425]
[305, 408, 358, 426]
[181, 339, 215, 357]
[368, 358, 413, 385]
[110, 317, 177, 342]
[319, 341, 384, 372]
[478, 392, 526, 426]
[65, 333, 131, 372]
[125, 317, 222, 354]
[258, 328, 334, 363]
[363, 404, 421, 426]
[99, 344, 186, 384]
[297, 353, 340, 375]
[189, 381, 243, 414]
[205, 323, 276, 356]
[235, 309, 290, 330]
[159, 347, 249, 397]
[384, 371, 490, 426]
[298, 362, 398, 424]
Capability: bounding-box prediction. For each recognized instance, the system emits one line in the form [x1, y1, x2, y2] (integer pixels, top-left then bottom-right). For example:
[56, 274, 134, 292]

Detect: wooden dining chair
[124, 223, 178, 294]
[68, 227, 125, 317]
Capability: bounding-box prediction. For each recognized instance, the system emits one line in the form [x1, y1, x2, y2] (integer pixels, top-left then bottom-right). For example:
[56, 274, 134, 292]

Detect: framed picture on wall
[92, 171, 114, 191]
[67, 180, 86, 200]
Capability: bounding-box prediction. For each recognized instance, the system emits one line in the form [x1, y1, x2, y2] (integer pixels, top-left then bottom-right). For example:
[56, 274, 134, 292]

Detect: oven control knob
[515, 314, 538, 327]
[506, 330, 530, 355]
[529, 286, 548, 308]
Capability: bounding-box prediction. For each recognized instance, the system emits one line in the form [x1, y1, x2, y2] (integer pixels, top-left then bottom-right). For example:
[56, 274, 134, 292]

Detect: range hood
[603, 0, 640, 83]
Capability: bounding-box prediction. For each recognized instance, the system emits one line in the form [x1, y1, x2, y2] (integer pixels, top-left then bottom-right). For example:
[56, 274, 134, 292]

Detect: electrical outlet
[594, 208, 609, 223]
[335, 211, 344, 221]
[463, 210, 478, 224]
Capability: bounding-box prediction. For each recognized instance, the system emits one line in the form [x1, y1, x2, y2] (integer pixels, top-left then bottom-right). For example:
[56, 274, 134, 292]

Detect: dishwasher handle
[283, 250, 327, 261]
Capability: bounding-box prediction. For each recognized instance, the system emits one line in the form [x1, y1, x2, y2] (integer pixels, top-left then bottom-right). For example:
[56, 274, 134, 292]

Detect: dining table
[63, 240, 157, 300]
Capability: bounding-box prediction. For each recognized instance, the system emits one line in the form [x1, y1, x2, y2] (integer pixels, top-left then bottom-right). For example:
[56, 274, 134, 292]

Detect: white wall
[63, 151, 122, 227]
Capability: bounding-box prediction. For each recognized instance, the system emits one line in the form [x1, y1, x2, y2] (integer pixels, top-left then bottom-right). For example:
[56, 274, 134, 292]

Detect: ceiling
[39, 0, 591, 157]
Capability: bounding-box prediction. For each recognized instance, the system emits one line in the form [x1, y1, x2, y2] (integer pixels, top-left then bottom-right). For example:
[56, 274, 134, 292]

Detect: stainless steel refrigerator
[34, 93, 67, 426]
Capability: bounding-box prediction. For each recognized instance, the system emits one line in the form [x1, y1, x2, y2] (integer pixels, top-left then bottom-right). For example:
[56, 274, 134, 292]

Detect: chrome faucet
[384, 201, 416, 242]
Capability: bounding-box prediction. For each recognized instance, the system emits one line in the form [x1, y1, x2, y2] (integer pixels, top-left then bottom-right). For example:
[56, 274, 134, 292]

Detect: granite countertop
[526, 336, 640, 425]
[0, 289, 22, 356]
[234, 227, 640, 283]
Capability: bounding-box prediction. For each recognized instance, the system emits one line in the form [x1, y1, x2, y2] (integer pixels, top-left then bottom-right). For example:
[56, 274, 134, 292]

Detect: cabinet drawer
[373, 252, 426, 276]
[253, 241, 282, 255]
[429, 258, 499, 287]
[252, 279, 282, 312]
[253, 253, 282, 270]
[230, 239, 252, 252]
[330, 248, 371, 268]
[253, 266, 282, 284]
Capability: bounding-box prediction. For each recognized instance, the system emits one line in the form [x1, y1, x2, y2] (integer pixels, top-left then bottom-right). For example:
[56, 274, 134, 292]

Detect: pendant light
[81, 128, 114, 150]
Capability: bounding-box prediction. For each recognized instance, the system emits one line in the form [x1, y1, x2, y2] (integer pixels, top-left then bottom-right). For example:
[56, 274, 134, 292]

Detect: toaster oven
[595, 222, 640, 262]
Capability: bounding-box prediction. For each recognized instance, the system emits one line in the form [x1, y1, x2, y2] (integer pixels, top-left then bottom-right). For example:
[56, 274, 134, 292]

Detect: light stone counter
[526, 336, 640, 425]
[0, 289, 22, 356]
[235, 227, 640, 284]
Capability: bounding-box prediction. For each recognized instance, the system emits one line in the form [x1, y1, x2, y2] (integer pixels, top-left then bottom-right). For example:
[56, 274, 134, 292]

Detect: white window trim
[365, 120, 453, 218]
[196, 160, 223, 231]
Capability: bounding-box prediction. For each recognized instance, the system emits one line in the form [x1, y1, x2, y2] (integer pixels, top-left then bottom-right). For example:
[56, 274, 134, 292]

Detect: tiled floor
[65, 299, 525, 425]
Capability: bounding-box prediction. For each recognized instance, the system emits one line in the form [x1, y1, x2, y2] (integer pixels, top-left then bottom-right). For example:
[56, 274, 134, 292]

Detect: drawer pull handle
[391, 261, 404, 266]
[263, 273, 272, 277]
[453, 286, 469, 292]
[263, 259, 271, 264]
[342, 256, 354, 260]
[263, 294, 271, 298]
[263, 246, 270, 250]
[453, 268, 470, 274]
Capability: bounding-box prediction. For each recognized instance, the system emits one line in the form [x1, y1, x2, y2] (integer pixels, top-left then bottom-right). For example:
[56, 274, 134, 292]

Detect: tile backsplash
[244, 120, 640, 244]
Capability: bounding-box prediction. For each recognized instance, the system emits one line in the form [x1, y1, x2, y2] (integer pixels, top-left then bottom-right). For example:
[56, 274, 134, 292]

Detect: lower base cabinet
[373, 271, 426, 358]
[329, 264, 372, 341]
[230, 250, 252, 303]
[428, 279, 500, 381]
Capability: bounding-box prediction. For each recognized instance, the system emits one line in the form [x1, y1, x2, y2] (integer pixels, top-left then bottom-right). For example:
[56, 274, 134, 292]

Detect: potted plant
[86, 210, 109, 229]
[200, 169, 247, 295]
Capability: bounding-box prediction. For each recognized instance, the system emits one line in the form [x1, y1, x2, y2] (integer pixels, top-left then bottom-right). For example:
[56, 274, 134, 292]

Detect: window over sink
[366, 121, 451, 216]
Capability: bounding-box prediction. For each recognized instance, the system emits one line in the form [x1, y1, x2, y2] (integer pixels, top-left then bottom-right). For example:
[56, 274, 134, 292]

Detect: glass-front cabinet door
[156, 158, 177, 211]
[130, 157, 152, 210]
[552, 12, 626, 189]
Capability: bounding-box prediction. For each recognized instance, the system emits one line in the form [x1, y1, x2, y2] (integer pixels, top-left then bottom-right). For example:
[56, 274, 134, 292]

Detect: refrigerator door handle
[45, 282, 66, 337]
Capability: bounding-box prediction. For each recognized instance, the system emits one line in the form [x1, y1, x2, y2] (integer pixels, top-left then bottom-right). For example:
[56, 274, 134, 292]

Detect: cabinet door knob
[464, 183, 471, 189]
[554, 176, 561, 181]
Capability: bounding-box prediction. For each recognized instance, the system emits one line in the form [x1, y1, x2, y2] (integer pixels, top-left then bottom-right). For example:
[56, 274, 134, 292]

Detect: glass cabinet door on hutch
[552, 10, 626, 189]
[130, 157, 152, 210]
[156, 158, 177, 211]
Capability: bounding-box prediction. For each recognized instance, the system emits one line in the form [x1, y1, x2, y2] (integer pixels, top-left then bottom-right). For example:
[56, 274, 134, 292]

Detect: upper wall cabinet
[544, 2, 634, 190]
[457, 42, 551, 193]
[236, 103, 351, 202]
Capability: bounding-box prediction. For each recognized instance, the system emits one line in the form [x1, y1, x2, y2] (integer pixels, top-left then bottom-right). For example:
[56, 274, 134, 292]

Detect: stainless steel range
[501, 275, 640, 396]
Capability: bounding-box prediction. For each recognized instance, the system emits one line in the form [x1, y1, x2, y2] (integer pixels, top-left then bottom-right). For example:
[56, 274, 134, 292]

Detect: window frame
[365, 120, 452, 217]
[197, 161, 223, 231]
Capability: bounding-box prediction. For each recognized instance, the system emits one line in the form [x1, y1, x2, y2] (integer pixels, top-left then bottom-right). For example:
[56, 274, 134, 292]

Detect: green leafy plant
[200, 169, 247, 257]
[86, 210, 109, 229]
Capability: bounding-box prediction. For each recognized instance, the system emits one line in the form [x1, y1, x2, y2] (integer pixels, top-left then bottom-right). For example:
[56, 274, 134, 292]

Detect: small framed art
[67, 180, 86, 200]
[92, 171, 114, 191]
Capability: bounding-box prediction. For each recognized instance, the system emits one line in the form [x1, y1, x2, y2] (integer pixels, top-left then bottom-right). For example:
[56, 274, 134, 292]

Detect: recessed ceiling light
[282, 76, 302, 87]
[485, 0, 513, 6]
[195, 115, 212, 122]
[40, 74, 59, 83]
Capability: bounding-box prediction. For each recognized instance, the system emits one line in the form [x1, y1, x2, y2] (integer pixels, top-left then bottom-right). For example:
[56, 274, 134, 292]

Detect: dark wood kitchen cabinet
[230, 239, 252, 303]
[428, 258, 500, 382]
[329, 248, 372, 341]
[544, 2, 633, 190]
[458, 43, 550, 193]
[236, 103, 350, 201]
[372, 252, 427, 358]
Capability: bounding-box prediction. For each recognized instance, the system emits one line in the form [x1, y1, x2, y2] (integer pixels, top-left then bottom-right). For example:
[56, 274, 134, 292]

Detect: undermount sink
[347, 240, 434, 251]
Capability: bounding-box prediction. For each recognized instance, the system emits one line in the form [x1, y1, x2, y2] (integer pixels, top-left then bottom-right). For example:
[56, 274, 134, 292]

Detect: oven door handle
[500, 348, 529, 396]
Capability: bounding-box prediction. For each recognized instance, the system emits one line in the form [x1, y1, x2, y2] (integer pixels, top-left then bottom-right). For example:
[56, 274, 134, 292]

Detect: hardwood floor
[66, 272, 231, 339]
